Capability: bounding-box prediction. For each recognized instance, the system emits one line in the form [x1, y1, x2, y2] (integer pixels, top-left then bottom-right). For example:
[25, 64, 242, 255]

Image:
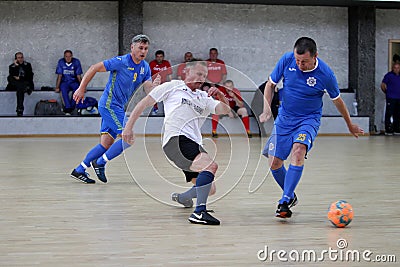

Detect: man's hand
[122, 128, 135, 145]
[259, 110, 272, 123]
[73, 86, 86, 104]
[348, 123, 364, 138]
[208, 86, 222, 98]
[55, 88, 60, 93]
[153, 74, 161, 87]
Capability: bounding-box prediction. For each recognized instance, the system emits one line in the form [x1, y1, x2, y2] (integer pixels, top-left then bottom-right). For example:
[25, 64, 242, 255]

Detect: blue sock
[280, 164, 303, 204]
[194, 171, 214, 213]
[75, 144, 107, 173]
[179, 186, 197, 202]
[97, 139, 131, 166]
[271, 165, 287, 190]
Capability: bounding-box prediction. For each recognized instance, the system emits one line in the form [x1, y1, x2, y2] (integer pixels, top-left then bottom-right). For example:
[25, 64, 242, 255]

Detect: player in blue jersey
[55, 50, 83, 114]
[259, 37, 364, 218]
[69, 34, 160, 184]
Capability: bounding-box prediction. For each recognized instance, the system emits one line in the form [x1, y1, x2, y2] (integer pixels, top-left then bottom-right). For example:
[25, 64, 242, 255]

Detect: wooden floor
[0, 136, 399, 266]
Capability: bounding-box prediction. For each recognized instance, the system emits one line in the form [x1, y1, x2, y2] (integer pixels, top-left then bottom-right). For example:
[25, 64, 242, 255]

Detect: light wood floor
[0, 136, 399, 266]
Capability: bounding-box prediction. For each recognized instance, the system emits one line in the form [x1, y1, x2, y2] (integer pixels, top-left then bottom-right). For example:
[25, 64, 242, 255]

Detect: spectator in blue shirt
[381, 62, 400, 135]
[55, 50, 83, 114]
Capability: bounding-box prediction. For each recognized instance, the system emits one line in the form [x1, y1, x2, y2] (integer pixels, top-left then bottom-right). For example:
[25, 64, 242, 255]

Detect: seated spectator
[149, 50, 172, 114]
[206, 48, 227, 86]
[176, 51, 194, 80]
[55, 50, 83, 114]
[6, 52, 34, 116]
[149, 50, 172, 83]
[210, 80, 252, 138]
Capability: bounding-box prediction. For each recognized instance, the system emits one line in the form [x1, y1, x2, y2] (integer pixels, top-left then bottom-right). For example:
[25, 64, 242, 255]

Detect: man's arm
[143, 74, 161, 94]
[333, 97, 364, 138]
[55, 74, 62, 92]
[380, 82, 387, 94]
[208, 86, 231, 115]
[231, 90, 244, 108]
[122, 95, 157, 145]
[73, 61, 106, 103]
[259, 79, 276, 123]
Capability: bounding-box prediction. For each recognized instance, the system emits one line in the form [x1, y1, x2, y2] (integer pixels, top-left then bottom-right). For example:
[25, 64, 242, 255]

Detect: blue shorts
[98, 106, 126, 139]
[263, 123, 318, 160]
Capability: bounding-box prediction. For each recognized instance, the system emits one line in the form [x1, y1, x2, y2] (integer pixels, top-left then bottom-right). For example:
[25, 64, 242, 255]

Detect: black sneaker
[212, 132, 218, 138]
[91, 160, 107, 183]
[247, 132, 253, 138]
[275, 201, 292, 218]
[171, 193, 193, 208]
[70, 169, 95, 184]
[288, 193, 298, 208]
[188, 210, 220, 225]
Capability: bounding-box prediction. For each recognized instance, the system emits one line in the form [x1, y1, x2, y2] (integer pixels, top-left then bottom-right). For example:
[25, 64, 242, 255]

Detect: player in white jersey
[123, 61, 230, 225]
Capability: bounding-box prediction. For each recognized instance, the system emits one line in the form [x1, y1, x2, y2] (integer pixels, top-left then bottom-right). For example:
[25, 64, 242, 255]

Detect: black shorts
[232, 105, 240, 114]
[163, 135, 207, 182]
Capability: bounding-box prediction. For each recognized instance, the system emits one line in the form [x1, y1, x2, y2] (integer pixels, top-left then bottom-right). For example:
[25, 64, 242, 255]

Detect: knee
[291, 144, 307, 165]
[238, 107, 248, 117]
[270, 159, 283, 170]
[205, 161, 218, 174]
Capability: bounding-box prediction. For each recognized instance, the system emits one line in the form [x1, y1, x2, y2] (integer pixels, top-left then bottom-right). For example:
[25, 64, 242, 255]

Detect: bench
[0, 89, 103, 116]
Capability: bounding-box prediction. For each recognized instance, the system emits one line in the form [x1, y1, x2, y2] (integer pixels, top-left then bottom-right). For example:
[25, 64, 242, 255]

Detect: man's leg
[60, 83, 73, 113]
[212, 114, 219, 137]
[187, 152, 220, 225]
[385, 99, 394, 134]
[71, 134, 113, 184]
[237, 107, 251, 137]
[15, 81, 26, 115]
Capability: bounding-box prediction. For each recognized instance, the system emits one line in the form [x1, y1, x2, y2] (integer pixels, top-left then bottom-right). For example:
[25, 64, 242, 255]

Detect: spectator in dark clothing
[6, 52, 34, 116]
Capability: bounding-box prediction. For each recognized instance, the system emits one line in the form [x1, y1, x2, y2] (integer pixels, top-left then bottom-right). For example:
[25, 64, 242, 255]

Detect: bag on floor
[76, 96, 99, 116]
[34, 99, 64, 115]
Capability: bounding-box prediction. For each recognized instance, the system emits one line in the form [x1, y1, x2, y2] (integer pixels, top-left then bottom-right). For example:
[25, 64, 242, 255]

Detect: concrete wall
[0, 1, 118, 89]
[143, 2, 349, 88]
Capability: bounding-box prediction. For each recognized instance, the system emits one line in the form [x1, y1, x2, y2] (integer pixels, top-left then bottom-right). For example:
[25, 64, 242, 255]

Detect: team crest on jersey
[140, 67, 144, 74]
[306, 77, 317, 87]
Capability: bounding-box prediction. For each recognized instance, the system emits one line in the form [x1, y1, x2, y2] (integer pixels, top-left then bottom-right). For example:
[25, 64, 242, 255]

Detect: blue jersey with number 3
[269, 52, 340, 133]
[99, 54, 151, 109]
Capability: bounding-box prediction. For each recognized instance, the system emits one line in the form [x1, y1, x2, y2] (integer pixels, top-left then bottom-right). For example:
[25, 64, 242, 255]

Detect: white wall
[0, 1, 118, 89]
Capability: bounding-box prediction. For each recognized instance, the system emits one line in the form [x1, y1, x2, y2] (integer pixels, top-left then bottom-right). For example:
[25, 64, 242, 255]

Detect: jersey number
[296, 133, 307, 142]
[133, 73, 137, 82]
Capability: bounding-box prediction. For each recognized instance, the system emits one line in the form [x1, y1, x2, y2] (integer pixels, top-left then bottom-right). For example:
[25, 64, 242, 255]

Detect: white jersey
[149, 80, 219, 146]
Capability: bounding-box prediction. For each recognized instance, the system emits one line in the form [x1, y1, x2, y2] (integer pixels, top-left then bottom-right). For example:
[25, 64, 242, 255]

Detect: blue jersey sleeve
[270, 52, 292, 84]
[325, 70, 340, 99]
[144, 63, 152, 82]
[55, 59, 63, 74]
[382, 73, 390, 84]
[103, 56, 125, 72]
[74, 59, 83, 75]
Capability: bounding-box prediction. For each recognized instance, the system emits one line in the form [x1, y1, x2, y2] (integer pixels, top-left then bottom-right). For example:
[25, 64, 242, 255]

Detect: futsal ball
[327, 200, 353, 228]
